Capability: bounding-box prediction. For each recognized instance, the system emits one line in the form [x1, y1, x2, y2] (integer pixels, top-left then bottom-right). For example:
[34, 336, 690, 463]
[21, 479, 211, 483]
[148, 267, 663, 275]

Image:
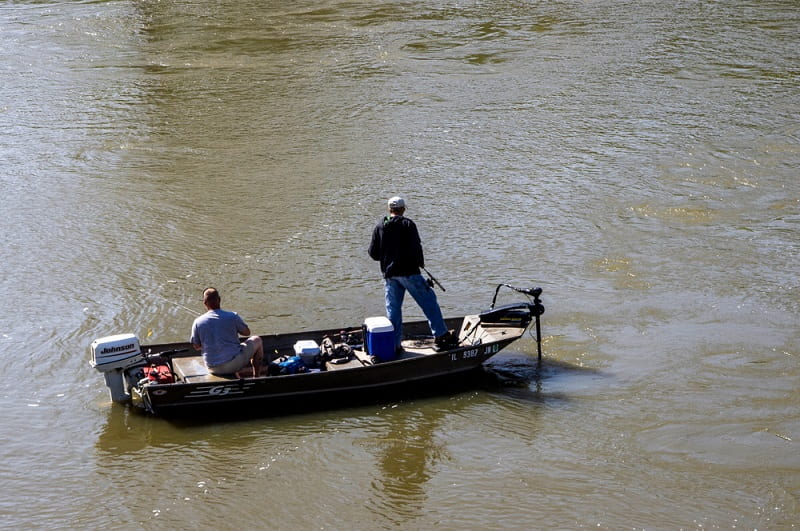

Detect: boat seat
[172, 356, 235, 383]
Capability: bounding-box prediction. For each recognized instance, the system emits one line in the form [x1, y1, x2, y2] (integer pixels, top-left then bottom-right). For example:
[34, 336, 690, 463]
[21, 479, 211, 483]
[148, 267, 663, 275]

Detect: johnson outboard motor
[90, 333, 145, 402]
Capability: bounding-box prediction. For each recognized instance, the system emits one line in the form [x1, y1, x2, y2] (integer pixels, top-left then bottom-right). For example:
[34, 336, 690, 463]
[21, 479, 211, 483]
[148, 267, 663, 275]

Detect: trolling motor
[482, 284, 545, 360]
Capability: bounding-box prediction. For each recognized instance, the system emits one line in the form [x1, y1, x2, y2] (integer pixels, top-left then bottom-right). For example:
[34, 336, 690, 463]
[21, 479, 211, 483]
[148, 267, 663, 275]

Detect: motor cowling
[90, 333, 145, 402]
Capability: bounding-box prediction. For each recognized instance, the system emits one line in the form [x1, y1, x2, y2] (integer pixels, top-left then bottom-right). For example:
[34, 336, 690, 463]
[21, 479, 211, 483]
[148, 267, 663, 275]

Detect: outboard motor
[90, 333, 145, 402]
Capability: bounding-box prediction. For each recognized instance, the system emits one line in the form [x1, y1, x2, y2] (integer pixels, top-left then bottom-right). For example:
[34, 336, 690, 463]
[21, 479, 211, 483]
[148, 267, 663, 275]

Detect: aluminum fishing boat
[90, 284, 544, 417]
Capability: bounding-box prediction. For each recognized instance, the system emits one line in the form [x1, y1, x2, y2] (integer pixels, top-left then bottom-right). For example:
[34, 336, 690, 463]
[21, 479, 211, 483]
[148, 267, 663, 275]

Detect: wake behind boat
[90, 284, 544, 417]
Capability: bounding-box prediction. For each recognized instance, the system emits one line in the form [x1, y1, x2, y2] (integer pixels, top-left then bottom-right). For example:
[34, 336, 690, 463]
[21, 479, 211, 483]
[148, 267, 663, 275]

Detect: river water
[1, 0, 798, 528]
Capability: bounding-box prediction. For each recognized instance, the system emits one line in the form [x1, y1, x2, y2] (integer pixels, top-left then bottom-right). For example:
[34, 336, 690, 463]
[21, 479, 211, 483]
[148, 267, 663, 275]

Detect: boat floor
[173, 342, 435, 384]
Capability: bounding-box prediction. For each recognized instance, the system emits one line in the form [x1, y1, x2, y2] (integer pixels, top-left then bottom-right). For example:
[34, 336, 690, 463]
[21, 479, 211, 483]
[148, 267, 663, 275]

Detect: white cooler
[294, 340, 321, 365]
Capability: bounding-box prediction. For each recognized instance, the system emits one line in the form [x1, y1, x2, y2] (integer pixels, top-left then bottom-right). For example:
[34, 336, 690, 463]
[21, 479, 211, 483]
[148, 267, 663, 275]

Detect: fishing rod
[143, 288, 201, 316]
[422, 267, 446, 292]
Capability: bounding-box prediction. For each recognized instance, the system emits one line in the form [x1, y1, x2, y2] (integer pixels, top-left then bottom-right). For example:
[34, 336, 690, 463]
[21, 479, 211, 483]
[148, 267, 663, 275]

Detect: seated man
[190, 287, 263, 377]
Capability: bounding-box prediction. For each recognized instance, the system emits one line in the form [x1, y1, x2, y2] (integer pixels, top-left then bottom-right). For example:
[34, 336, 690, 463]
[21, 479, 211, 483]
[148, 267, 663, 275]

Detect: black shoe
[434, 331, 458, 351]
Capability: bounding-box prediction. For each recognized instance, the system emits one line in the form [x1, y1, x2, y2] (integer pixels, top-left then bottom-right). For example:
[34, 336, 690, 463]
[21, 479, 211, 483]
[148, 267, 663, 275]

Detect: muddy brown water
[1, 0, 798, 528]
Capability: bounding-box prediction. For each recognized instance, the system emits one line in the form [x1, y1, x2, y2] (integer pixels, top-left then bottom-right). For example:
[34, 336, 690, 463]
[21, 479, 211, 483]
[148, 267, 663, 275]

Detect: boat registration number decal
[450, 344, 498, 362]
[462, 348, 479, 359]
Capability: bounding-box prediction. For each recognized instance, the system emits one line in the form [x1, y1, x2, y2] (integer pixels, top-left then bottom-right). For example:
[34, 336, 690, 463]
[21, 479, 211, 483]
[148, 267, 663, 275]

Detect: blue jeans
[384, 274, 448, 347]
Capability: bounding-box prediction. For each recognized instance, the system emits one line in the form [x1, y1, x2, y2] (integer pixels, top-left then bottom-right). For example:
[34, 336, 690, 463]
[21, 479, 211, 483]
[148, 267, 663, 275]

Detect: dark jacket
[368, 215, 424, 278]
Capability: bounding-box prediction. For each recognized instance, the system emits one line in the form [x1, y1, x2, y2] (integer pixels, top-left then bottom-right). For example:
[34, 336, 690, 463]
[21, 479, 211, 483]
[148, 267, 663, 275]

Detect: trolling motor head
[519, 287, 542, 298]
[526, 287, 545, 317]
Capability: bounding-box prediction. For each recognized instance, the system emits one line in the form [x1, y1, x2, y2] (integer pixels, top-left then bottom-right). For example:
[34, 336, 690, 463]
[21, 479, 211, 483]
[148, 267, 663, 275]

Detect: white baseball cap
[388, 196, 405, 208]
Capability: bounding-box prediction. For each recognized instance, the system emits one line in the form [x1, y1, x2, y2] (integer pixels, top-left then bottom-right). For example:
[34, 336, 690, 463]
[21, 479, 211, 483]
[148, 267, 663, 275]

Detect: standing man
[368, 196, 456, 351]
[190, 287, 264, 377]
